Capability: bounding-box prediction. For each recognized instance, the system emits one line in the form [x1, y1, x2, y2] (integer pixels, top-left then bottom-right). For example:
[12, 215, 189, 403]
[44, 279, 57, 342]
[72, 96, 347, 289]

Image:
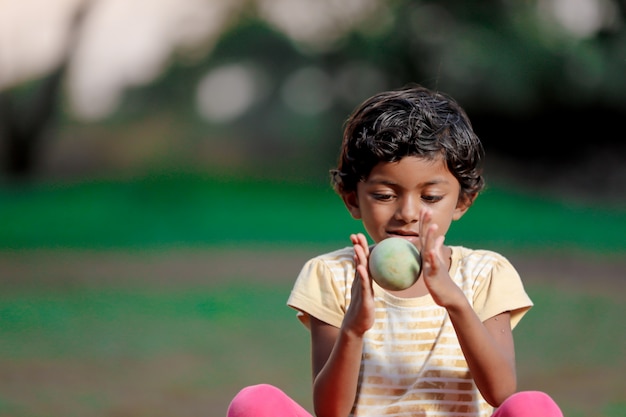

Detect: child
[227, 84, 563, 417]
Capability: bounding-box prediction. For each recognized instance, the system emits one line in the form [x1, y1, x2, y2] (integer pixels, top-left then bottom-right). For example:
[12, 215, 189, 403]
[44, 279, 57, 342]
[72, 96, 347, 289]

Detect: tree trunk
[0, 67, 64, 179]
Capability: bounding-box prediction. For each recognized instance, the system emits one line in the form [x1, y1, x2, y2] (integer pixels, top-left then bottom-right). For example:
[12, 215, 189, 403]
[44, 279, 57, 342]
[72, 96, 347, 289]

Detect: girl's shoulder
[305, 246, 356, 271]
[298, 246, 356, 282]
[451, 245, 513, 264]
[312, 246, 355, 261]
[450, 245, 519, 278]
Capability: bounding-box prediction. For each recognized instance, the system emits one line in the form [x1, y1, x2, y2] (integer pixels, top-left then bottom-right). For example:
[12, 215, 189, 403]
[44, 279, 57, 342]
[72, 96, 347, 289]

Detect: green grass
[0, 283, 296, 359]
[517, 288, 625, 368]
[0, 173, 624, 416]
[0, 281, 624, 417]
[0, 172, 624, 253]
[0, 281, 314, 417]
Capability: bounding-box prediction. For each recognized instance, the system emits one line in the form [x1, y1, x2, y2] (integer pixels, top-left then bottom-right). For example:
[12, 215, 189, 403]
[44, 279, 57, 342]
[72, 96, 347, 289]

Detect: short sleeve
[471, 253, 533, 329]
[287, 249, 354, 329]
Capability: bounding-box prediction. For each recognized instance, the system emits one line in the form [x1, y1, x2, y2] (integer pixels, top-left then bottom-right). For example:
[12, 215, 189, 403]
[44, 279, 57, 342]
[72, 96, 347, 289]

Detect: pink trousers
[227, 384, 563, 417]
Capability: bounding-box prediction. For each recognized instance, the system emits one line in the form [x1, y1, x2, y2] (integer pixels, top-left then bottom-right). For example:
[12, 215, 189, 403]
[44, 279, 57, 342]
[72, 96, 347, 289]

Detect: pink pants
[227, 384, 563, 417]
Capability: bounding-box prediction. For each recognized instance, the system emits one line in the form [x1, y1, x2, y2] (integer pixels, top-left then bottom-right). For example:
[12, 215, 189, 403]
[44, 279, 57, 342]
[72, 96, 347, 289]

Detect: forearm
[447, 297, 517, 406]
[313, 327, 363, 417]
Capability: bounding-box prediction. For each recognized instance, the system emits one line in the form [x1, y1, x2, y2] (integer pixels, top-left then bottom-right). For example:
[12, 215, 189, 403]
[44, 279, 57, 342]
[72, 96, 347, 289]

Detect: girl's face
[342, 156, 471, 249]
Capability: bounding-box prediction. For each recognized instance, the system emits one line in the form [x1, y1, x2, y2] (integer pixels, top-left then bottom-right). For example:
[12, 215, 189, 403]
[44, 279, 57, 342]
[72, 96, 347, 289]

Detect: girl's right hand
[343, 233, 376, 336]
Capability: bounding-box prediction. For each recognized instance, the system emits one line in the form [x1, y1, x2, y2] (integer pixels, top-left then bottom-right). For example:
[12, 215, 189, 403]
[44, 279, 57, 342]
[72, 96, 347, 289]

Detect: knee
[496, 391, 563, 417]
[227, 384, 287, 417]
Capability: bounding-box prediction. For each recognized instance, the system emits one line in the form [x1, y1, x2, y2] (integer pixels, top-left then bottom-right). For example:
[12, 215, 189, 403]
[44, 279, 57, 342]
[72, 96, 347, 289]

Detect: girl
[227, 84, 563, 417]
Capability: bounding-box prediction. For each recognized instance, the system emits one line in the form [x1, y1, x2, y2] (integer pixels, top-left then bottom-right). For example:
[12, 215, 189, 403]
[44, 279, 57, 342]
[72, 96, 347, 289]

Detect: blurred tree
[0, 0, 624, 189]
[178, 0, 626, 193]
[0, 0, 245, 178]
[0, 69, 64, 178]
[0, 1, 87, 178]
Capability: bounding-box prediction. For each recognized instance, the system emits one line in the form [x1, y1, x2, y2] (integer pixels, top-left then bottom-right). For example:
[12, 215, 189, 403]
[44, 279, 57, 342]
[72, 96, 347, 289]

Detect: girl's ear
[452, 193, 476, 221]
[341, 191, 362, 219]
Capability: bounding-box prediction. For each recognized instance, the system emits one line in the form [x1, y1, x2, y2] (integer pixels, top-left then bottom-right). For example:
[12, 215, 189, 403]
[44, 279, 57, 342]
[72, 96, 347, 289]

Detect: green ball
[369, 237, 422, 291]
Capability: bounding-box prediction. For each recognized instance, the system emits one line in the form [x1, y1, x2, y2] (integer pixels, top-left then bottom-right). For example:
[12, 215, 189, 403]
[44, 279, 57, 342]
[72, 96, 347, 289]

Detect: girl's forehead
[366, 156, 457, 186]
[373, 155, 448, 174]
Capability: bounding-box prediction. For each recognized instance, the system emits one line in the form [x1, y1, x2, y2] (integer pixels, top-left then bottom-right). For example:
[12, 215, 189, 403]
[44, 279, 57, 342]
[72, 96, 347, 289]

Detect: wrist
[441, 286, 470, 313]
[340, 323, 367, 342]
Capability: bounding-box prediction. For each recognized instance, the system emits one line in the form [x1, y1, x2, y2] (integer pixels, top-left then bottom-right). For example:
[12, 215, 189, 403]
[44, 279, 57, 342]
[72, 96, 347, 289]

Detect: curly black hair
[330, 84, 485, 203]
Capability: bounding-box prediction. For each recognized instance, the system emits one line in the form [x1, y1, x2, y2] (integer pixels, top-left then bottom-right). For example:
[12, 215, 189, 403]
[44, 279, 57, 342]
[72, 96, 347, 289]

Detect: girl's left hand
[419, 208, 464, 308]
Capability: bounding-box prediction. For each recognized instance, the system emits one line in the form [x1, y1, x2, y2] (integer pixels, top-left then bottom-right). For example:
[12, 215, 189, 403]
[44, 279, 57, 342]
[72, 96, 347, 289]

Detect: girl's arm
[419, 209, 517, 406]
[309, 233, 375, 417]
[309, 318, 362, 417]
[447, 304, 516, 406]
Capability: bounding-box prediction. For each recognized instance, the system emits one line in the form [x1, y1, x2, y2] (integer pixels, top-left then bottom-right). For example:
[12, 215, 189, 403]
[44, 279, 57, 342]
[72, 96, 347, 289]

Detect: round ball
[369, 237, 422, 291]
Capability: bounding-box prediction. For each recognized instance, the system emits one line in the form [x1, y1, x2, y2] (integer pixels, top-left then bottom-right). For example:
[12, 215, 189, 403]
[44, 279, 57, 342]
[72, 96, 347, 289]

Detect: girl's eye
[422, 195, 443, 203]
[372, 193, 394, 201]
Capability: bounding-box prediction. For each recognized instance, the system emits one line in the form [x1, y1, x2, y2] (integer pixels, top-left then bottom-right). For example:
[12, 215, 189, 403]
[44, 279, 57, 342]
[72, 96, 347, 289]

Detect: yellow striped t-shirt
[287, 245, 533, 417]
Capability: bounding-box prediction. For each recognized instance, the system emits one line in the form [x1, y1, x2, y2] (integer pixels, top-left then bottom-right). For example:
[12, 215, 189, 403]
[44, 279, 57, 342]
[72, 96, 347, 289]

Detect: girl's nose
[395, 196, 419, 223]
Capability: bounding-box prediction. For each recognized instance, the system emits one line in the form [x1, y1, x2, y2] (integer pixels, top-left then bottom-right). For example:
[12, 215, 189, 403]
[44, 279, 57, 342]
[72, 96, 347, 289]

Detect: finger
[419, 207, 435, 250]
[423, 222, 437, 253]
[356, 264, 375, 299]
[434, 234, 445, 253]
[356, 264, 369, 284]
[420, 206, 433, 222]
[418, 208, 429, 238]
[422, 224, 440, 274]
[354, 243, 367, 267]
[355, 233, 370, 256]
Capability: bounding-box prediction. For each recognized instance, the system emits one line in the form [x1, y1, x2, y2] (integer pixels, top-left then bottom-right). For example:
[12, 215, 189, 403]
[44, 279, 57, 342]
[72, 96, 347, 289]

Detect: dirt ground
[1, 248, 624, 417]
[3, 247, 624, 293]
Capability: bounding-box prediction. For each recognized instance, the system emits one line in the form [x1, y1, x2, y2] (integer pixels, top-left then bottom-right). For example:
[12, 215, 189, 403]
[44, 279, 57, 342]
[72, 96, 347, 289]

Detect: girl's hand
[342, 233, 376, 336]
[419, 208, 465, 308]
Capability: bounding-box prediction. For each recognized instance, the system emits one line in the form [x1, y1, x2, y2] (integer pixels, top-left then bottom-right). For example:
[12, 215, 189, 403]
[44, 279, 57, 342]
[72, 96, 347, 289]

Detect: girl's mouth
[386, 232, 419, 244]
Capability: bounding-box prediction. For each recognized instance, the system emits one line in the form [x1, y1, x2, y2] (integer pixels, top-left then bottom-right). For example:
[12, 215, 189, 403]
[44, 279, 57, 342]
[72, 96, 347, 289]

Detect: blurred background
[1, 0, 625, 198]
[0, 1, 625, 416]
